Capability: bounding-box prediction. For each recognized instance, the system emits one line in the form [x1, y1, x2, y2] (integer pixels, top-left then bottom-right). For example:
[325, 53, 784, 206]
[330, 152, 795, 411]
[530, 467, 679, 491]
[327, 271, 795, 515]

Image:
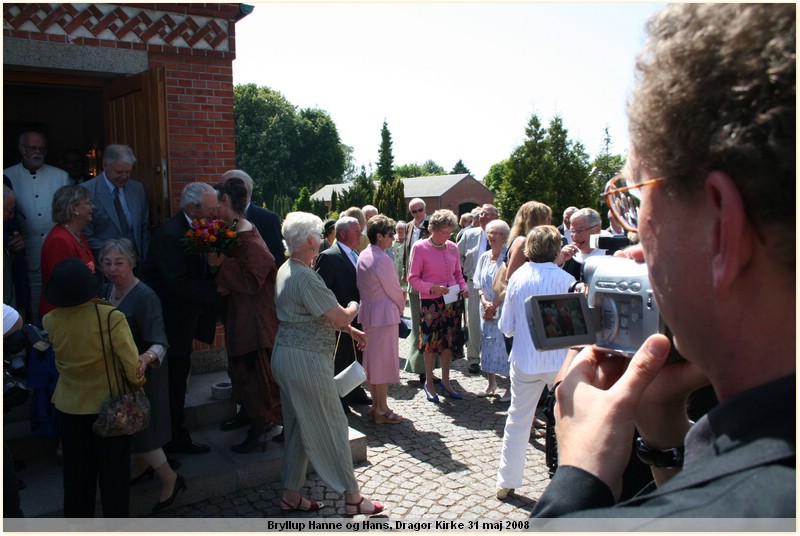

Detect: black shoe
[130, 466, 155, 486]
[167, 458, 181, 471]
[152, 475, 187, 513]
[346, 387, 372, 406]
[220, 408, 249, 431]
[164, 439, 211, 455]
[272, 430, 284, 443]
[468, 363, 481, 374]
[418, 374, 441, 384]
[230, 430, 268, 453]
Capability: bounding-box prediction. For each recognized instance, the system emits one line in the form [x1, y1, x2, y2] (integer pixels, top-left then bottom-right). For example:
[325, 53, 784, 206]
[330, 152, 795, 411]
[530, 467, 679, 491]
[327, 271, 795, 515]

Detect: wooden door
[106, 67, 169, 227]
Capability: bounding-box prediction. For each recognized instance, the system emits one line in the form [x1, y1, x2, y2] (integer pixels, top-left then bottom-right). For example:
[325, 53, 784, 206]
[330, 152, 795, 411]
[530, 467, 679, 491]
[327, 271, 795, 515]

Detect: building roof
[312, 174, 491, 201]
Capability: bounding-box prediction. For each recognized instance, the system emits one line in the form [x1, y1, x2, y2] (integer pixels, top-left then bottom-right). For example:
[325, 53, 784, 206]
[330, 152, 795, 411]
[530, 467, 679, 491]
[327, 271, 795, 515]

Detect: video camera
[526, 255, 681, 360]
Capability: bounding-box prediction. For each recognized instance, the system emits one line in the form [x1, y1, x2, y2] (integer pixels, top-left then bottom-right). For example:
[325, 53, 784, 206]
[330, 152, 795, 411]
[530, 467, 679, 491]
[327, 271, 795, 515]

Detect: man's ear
[706, 171, 753, 299]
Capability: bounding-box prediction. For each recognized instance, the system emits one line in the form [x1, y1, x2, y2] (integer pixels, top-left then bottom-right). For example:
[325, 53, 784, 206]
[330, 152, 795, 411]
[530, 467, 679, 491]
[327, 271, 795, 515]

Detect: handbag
[333, 330, 366, 398]
[451, 297, 468, 360]
[92, 304, 151, 437]
[398, 316, 412, 339]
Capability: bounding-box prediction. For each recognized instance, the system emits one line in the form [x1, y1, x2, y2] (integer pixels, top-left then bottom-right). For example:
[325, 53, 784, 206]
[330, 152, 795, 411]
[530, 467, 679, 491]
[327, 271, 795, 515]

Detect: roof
[311, 174, 491, 201]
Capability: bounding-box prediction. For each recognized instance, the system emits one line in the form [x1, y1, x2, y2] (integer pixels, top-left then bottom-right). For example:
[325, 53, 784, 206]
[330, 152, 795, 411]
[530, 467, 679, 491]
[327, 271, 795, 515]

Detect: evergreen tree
[375, 120, 395, 183]
[293, 187, 313, 212]
[592, 127, 627, 224]
[329, 189, 338, 213]
[339, 166, 375, 208]
[450, 159, 471, 175]
[546, 116, 594, 215]
[484, 160, 509, 195]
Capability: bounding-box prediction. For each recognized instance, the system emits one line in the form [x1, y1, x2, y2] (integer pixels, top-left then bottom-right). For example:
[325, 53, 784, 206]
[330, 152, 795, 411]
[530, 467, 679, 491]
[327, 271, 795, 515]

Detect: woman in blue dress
[472, 219, 511, 400]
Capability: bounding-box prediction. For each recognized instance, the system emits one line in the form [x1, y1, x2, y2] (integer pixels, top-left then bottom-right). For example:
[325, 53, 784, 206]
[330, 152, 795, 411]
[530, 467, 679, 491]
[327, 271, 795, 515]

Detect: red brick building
[3, 2, 250, 221]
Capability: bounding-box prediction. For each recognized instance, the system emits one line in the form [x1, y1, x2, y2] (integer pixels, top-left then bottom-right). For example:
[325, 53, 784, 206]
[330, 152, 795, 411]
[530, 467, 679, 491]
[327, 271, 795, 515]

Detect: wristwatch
[635, 436, 684, 468]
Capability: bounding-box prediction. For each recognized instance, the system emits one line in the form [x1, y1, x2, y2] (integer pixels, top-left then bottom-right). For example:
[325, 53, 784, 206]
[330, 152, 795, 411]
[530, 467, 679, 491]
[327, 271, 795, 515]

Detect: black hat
[324, 219, 336, 233]
[45, 258, 101, 308]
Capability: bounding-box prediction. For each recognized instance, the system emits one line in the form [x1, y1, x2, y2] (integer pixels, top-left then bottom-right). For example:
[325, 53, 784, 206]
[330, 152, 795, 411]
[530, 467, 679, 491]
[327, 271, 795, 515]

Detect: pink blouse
[408, 238, 467, 300]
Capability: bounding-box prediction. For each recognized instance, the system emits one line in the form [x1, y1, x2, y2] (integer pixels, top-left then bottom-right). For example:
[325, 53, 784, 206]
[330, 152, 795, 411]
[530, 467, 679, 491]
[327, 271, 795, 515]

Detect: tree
[375, 120, 395, 183]
[295, 108, 347, 191]
[329, 188, 339, 213]
[339, 166, 375, 209]
[484, 160, 509, 194]
[591, 126, 627, 224]
[395, 160, 445, 178]
[545, 115, 594, 215]
[293, 186, 313, 212]
[450, 159, 471, 175]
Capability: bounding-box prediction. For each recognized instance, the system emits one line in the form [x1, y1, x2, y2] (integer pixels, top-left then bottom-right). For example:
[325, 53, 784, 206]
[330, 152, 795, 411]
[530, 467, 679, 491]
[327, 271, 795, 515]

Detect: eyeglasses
[603, 174, 665, 233]
[569, 223, 600, 235]
[21, 145, 47, 152]
[410, 208, 425, 214]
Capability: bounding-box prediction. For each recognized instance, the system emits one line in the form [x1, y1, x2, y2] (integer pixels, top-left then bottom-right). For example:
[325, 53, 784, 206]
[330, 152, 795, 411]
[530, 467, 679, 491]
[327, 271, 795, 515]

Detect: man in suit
[557, 206, 578, 246]
[4, 131, 69, 320]
[457, 203, 498, 374]
[401, 198, 438, 384]
[82, 144, 150, 263]
[221, 169, 285, 267]
[315, 216, 371, 413]
[532, 3, 794, 519]
[140, 182, 220, 454]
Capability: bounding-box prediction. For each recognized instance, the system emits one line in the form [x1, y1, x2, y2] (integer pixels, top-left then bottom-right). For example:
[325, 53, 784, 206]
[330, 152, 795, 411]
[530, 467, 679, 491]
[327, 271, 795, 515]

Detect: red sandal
[345, 497, 385, 516]
[280, 496, 323, 513]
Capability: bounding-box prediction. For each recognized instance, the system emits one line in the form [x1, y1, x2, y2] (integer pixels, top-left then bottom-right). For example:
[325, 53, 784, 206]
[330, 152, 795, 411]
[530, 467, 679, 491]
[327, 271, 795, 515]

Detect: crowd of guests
[4, 3, 794, 519]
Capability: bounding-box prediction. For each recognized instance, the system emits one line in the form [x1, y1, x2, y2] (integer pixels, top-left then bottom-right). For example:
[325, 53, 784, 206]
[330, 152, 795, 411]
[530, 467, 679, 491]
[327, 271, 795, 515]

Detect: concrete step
[6, 369, 368, 518]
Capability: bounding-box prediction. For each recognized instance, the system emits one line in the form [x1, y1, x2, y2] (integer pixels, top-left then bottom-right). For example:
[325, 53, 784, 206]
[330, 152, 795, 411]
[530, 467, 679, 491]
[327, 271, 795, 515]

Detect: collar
[102, 173, 118, 193]
[338, 242, 357, 257]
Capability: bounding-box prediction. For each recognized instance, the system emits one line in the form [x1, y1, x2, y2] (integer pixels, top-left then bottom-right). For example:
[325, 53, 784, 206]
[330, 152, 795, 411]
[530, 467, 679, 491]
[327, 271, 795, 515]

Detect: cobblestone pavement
[165, 336, 550, 519]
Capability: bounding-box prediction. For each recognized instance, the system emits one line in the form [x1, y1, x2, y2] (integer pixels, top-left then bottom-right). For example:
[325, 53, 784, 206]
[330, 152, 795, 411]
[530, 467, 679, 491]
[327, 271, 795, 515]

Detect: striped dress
[271, 260, 360, 494]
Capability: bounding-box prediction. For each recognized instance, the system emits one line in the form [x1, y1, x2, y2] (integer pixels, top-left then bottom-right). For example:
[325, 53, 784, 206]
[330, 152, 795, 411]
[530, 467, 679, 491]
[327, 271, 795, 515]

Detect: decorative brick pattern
[3, 3, 229, 52]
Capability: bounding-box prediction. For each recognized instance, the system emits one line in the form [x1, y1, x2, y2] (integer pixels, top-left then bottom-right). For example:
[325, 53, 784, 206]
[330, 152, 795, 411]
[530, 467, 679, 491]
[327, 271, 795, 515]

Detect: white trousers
[496, 364, 556, 490]
[465, 291, 481, 362]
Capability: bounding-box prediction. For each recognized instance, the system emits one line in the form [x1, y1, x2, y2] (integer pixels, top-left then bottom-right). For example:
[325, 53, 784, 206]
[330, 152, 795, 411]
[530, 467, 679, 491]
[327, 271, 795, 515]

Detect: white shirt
[4, 162, 70, 272]
[339, 242, 358, 268]
[499, 261, 576, 374]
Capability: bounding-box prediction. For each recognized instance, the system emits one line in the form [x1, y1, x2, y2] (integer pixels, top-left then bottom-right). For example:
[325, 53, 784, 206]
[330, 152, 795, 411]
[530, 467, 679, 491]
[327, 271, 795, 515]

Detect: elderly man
[532, 3, 794, 519]
[457, 203, 499, 374]
[82, 144, 150, 263]
[557, 206, 578, 245]
[140, 182, 220, 455]
[315, 216, 371, 413]
[455, 212, 474, 242]
[557, 207, 609, 281]
[4, 131, 69, 319]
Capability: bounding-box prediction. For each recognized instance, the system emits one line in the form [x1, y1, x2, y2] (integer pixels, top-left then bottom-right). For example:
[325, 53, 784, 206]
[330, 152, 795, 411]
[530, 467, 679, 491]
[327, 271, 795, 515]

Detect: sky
[232, 2, 665, 182]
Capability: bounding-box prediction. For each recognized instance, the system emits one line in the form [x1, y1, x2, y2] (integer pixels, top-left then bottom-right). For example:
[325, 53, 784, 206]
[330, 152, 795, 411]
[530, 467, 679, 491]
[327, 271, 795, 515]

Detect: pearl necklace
[290, 257, 312, 270]
[429, 238, 446, 249]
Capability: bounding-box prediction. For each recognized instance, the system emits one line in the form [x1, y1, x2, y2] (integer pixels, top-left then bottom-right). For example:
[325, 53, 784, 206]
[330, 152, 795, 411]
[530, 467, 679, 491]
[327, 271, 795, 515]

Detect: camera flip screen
[526, 293, 596, 351]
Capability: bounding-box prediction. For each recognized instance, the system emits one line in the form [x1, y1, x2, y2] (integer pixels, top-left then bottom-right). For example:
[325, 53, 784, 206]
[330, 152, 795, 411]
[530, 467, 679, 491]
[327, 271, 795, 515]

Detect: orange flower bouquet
[182, 218, 241, 255]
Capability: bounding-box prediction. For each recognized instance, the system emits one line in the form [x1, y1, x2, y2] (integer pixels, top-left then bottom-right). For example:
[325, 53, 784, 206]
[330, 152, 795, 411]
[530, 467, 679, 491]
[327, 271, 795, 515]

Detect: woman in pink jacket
[356, 214, 406, 424]
[408, 209, 468, 403]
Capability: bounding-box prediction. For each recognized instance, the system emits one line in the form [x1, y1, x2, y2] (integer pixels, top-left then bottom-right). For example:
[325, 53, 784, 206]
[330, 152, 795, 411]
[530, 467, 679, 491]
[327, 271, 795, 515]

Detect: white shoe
[476, 385, 497, 397]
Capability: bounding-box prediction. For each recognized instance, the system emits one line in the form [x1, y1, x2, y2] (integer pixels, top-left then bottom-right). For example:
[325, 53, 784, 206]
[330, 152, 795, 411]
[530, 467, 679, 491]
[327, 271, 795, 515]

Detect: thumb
[613, 334, 672, 401]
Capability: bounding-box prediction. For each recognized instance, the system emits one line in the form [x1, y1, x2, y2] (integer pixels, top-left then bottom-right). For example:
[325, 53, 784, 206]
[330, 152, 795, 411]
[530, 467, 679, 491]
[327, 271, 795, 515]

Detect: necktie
[350, 249, 359, 265]
[484, 234, 491, 251]
[113, 187, 133, 240]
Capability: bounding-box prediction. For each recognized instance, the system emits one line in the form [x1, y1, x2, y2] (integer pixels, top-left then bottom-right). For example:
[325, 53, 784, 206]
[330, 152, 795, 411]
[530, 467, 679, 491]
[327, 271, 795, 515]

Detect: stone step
[6, 369, 368, 518]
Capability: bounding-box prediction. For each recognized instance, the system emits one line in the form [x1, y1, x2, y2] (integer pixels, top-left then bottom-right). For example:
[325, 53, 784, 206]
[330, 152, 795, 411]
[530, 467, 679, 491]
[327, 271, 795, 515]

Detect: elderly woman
[495, 225, 576, 501]
[271, 212, 384, 516]
[356, 214, 406, 424]
[207, 177, 281, 454]
[42, 257, 145, 517]
[99, 238, 185, 513]
[31, 185, 97, 446]
[472, 219, 511, 400]
[408, 209, 468, 403]
[504, 200, 552, 282]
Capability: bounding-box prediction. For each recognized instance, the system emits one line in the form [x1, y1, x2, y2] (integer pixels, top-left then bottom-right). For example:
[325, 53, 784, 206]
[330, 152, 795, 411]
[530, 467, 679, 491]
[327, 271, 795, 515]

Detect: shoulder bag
[333, 330, 367, 398]
[92, 304, 151, 437]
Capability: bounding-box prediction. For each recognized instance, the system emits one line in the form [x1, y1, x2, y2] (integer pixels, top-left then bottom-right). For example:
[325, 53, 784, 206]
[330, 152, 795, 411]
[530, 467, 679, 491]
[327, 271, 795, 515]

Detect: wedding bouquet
[182, 218, 240, 254]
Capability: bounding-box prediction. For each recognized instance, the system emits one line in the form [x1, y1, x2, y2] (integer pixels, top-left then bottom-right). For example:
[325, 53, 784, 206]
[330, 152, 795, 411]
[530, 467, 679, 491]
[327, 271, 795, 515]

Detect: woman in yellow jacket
[42, 257, 145, 517]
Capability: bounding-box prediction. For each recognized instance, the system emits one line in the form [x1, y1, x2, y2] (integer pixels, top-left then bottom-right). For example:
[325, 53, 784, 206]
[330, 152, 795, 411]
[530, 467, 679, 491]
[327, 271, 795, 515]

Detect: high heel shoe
[152, 475, 187, 513]
[130, 466, 155, 486]
[439, 384, 463, 400]
[280, 496, 323, 513]
[423, 385, 440, 403]
[345, 497, 385, 516]
[231, 430, 268, 453]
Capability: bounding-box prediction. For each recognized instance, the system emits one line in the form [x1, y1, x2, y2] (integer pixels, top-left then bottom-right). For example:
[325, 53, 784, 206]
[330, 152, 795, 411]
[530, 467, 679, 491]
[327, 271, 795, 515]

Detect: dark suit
[246, 203, 285, 267]
[82, 173, 150, 262]
[140, 210, 218, 443]
[315, 242, 367, 406]
[531, 374, 795, 520]
[401, 218, 432, 374]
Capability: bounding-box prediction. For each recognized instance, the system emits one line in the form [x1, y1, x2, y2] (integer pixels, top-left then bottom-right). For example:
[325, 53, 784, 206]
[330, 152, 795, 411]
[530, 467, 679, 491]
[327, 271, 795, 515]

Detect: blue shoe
[423, 385, 440, 403]
[439, 384, 463, 400]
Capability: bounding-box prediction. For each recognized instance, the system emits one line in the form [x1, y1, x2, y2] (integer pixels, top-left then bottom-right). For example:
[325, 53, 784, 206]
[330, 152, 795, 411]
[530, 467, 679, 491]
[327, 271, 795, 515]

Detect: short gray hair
[51, 185, 90, 224]
[282, 212, 323, 254]
[335, 216, 359, 240]
[428, 209, 457, 232]
[221, 169, 253, 197]
[180, 182, 215, 210]
[103, 144, 137, 166]
[570, 208, 602, 229]
[98, 238, 138, 268]
[485, 219, 510, 239]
